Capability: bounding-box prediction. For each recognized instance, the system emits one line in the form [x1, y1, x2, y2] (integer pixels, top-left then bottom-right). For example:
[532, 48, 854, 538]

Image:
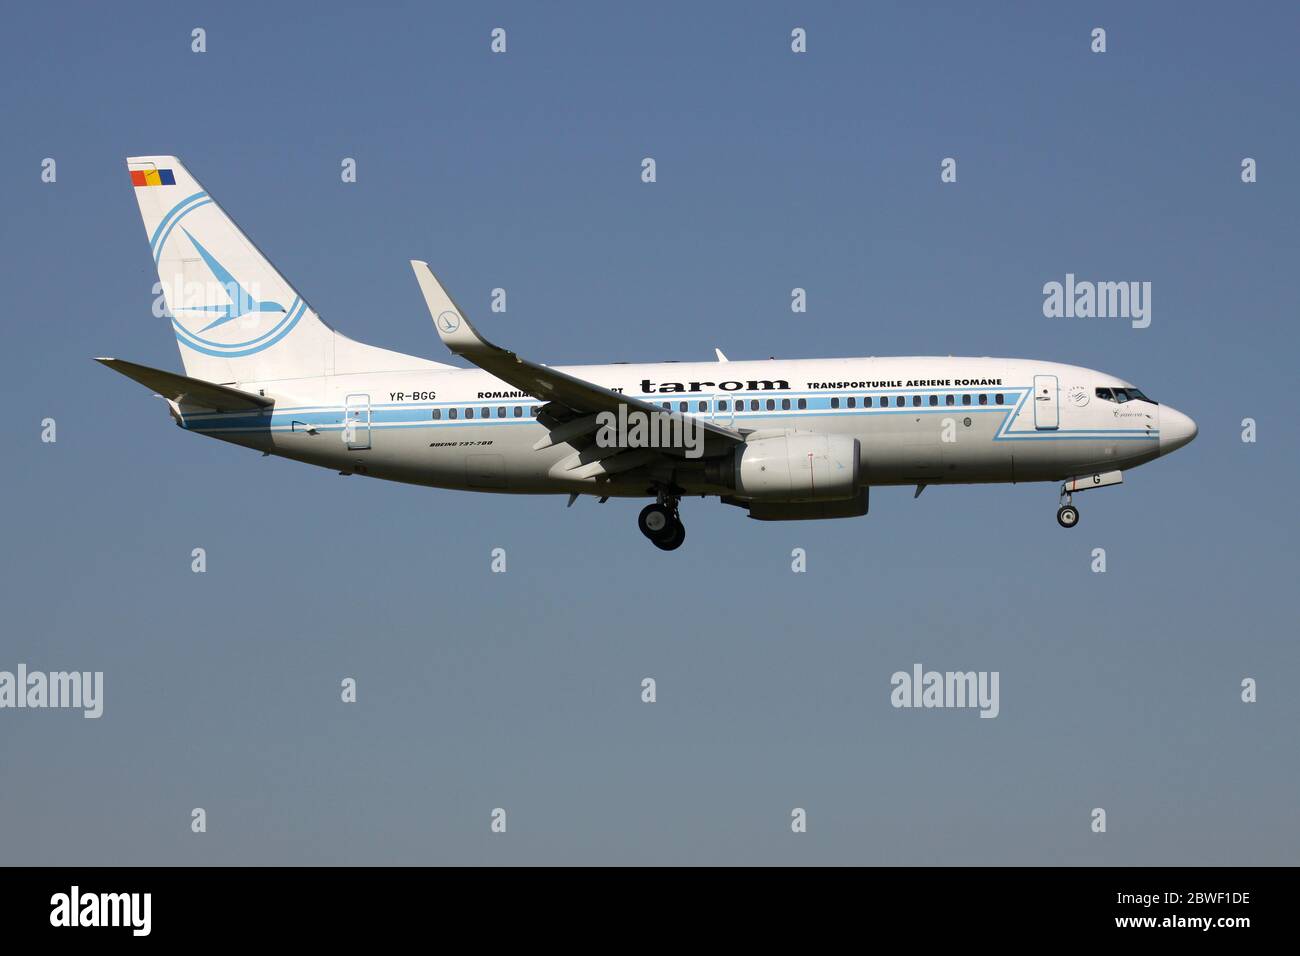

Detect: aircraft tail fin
[127, 155, 334, 384]
[126, 155, 452, 385]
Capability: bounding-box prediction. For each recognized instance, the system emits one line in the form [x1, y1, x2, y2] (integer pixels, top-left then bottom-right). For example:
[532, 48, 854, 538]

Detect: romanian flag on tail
[130, 167, 176, 187]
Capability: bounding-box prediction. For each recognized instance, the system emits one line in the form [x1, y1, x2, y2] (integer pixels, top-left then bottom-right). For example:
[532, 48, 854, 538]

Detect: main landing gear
[1056, 488, 1079, 529]
[639, 494, 686, 551]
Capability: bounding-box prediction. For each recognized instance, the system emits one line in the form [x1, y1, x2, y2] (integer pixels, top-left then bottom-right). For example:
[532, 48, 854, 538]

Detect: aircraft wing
[410, 261, 744, 455]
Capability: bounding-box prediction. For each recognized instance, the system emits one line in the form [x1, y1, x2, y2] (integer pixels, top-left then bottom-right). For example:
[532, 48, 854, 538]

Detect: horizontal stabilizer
[95, 358, 272, 411]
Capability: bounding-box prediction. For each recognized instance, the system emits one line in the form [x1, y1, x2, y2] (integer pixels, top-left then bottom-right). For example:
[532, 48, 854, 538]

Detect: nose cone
[1160, 406, 1198, 455]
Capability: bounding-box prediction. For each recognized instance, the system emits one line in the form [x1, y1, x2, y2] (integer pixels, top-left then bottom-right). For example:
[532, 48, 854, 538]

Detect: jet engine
[706, 431, 861, 502]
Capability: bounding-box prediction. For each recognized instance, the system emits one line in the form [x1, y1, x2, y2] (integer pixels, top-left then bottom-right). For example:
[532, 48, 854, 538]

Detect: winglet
[410, 260, 492, 357]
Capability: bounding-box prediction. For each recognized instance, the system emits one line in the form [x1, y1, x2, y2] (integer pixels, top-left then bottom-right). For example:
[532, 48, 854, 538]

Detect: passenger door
[1032, 375, 1059, 430]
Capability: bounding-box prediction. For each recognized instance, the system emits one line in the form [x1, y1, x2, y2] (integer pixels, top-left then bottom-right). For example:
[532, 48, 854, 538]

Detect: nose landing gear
[639, 494, 686, 550]
[1054, 470, 1124, 527]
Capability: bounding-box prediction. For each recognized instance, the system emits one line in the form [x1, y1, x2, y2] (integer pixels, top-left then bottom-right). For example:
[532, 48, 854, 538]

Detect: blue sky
[0, 1, 1296, 864]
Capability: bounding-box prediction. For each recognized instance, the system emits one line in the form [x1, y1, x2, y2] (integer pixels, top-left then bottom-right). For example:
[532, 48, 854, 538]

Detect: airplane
[102, 156, 1197, 551]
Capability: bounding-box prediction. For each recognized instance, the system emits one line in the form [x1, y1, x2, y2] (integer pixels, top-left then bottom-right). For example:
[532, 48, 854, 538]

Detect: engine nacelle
[710, 431, 861, 502]
[740, 489, 869, 520]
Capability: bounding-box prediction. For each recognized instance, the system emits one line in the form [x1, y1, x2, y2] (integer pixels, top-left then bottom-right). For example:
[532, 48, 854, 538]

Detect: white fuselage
[177, 355, 1191, 498]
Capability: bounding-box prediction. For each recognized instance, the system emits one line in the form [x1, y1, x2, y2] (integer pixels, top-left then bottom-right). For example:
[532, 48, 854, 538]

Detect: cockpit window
[1096, 385, 1157, 405]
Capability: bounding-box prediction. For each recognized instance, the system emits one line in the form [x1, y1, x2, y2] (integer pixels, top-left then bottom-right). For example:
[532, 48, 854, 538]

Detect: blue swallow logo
[174, 227, 284, 332]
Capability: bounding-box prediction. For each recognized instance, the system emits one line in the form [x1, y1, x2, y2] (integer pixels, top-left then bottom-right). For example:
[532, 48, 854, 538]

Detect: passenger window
[751, 400, 760, 411]
[978, 394, 988, 405]
[514, 406, 522, 417]
[961, 395, 971, 406]
[766, 399, 775, 411]
[945, 395, 955, 406]
[661, 402, 671, 410]
[798, 398, 807, 410]
[912, 395, 921, 407]
[831, 397, 839, 409]
[782, 398, 791, 410]
[929, 395, 938, 406]
[718, 400, 728, 411]
[465, 408, 474, 419]
[865, 397, 872, 408]
[846, 397, 855, 409]
[498, 406, 506, 418]
[995, 394, 1003, 405]
[431, 409, 441, 420]
[699, 401, 708, 412]
[448, 408, 457, 420]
